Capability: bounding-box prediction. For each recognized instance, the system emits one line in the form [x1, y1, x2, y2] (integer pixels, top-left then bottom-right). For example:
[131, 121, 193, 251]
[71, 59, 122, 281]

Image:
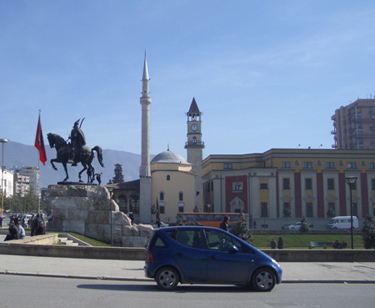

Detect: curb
[1, 271, 374, 284]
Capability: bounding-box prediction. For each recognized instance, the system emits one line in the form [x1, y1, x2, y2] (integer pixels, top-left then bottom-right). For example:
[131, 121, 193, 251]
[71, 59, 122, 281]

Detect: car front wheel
[155, 267, 179, 290]
[251, 268, 276, 292]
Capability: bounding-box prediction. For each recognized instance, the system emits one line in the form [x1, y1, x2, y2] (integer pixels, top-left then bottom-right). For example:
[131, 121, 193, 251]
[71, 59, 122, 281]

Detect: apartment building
[332, 98, 375, 150]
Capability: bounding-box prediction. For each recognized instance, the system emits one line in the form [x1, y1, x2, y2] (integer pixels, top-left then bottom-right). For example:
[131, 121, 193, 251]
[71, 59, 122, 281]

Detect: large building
[332, 98, 375, 150]
[202, 149, 375, 229]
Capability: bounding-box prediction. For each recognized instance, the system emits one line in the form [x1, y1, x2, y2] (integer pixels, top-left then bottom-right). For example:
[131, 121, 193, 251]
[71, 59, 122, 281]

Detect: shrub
[300, 216, 310, 233]
[362, 216, 375, 249]
[277, 236, 284, 249]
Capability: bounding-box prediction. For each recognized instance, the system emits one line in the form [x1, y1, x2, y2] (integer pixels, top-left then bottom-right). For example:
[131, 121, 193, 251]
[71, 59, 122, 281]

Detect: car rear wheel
[251, 268, 276, 292]
[155, 267, 179, 290]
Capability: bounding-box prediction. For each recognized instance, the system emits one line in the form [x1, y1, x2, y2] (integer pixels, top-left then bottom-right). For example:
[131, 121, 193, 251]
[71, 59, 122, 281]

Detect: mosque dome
[151, 150, 191, 165]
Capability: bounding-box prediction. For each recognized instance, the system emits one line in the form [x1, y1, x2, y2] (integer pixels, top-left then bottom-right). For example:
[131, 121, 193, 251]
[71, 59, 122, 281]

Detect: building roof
[188, 97, 200, 114]
[151, 150, 191, 165]
[105, 179, 140, 190]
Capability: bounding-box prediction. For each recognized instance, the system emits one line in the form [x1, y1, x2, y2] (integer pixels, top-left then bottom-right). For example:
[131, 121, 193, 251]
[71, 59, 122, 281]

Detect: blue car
[144, 226, 282, 291]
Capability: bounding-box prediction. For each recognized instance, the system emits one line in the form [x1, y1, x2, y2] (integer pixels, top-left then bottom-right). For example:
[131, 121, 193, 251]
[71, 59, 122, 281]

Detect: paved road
[1, 275, 374, 308]
[0, 253, 374, 283]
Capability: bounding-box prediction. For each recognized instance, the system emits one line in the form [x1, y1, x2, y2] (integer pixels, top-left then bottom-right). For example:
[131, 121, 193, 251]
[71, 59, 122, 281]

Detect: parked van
[326, 216, 359, 229]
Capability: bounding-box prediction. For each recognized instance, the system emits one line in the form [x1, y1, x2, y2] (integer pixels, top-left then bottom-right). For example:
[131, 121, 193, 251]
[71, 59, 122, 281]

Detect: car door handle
[208, 255, 216, 260]
[175, 252, 184, 257]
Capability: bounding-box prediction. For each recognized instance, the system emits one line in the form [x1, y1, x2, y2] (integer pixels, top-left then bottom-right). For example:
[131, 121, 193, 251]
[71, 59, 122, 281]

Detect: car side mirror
[229, 245, 239, 254]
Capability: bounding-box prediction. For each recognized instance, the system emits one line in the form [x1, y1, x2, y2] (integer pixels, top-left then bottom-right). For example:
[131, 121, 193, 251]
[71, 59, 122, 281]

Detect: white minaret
[139, 54, 152, 223]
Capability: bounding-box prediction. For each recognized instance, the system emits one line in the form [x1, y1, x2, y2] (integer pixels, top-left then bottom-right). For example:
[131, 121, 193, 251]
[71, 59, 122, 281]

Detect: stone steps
[58, 237, 79, 246]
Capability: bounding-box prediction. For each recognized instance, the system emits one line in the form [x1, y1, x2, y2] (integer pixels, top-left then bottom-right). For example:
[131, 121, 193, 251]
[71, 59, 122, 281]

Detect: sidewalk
[0, 254, 375, 283]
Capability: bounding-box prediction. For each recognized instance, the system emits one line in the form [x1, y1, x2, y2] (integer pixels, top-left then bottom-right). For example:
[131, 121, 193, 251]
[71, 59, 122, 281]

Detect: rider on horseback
[69, 119, 86, 166]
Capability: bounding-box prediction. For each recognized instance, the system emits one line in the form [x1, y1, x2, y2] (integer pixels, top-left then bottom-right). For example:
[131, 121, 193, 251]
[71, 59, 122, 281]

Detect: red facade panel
[360, 173, 369, 217]
[225, 175, 248, 213]
[316, 173, 325, 218]
[294, 173, 302, 218]
[338, 173, 347, 216]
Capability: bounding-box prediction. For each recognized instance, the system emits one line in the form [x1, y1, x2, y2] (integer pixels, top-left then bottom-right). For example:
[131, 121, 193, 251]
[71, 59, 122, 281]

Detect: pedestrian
[220, 216, 229, 231]
[35, 214, 46, 235]
[332, 240, 340, 249]
[30, 214, 35, 236]
[14, 218, 25, 239]
[4, 220, 18, 241]
[253, 220, 256, 229]
[270, 238, 277, 249]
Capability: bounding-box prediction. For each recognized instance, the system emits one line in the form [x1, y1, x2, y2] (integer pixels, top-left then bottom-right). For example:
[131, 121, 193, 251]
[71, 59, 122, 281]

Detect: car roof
[155, 226, 223, 232]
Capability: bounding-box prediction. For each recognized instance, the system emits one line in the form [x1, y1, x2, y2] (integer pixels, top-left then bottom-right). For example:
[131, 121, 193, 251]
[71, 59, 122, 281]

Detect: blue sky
[1, 1, 375, 161]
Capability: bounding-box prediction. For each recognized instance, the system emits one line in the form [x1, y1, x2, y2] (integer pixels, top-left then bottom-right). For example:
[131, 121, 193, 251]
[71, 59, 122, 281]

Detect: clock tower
[185, 98, 204, 211]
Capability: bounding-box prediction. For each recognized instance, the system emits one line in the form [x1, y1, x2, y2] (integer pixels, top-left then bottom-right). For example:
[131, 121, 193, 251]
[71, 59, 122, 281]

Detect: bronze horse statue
[47, 133, 104, 182]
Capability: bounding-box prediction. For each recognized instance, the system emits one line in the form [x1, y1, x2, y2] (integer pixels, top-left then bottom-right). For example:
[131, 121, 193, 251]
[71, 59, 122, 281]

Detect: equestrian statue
[47, 119, 104, 183]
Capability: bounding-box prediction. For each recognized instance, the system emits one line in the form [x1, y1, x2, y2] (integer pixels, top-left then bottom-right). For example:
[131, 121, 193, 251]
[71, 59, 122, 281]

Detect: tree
[362, 215, 375, 249]
[300, 216, 310, 232]
[112, 163, 124, 184]
[229, 219, 253, 243]
[327, 206, 335, 218]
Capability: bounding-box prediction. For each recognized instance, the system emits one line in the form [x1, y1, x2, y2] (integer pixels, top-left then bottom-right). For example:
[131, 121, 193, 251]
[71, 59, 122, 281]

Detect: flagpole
[37, 110, 41, 215]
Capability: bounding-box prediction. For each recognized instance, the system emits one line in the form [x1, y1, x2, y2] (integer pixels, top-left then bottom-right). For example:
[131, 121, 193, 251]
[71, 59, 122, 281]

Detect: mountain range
[3, 141, 141, 188]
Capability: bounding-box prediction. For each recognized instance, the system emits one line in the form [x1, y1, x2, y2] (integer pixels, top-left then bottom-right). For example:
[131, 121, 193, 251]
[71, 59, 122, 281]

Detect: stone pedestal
[47, 184, 154, 247]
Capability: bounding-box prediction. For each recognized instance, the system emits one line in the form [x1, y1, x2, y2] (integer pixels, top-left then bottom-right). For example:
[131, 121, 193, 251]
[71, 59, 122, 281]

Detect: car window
[204, 229, 244, 253]
[150, 233, 168, 248]
[170, 229, 205, 249]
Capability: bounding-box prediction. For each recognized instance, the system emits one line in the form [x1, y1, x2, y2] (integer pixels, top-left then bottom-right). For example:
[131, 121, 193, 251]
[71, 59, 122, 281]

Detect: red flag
[34, 114, 47, 165]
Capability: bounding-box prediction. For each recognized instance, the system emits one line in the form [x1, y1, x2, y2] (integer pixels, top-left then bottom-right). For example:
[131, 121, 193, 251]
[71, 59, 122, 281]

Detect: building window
[179, 192, 183, 201]
[352, 203, 358, 217]
[372, 179, 375, 190]
[192, 136, 197, 145]
[283, 202, 291, 217]
[159, 192, 164, 201]
[348, 162, 357, 169]
[166, 175, 171, 181]
[224, 163, 232, 170]
[260, 183, 268, 190]
[261, 202, 268, 218]
[327, 178, 335, 190]
[178, 203, 184, 213]
[281, 161, 291, 168]
[232, 182, 243, 192]
[159, 204, 165, 214]
[326, 162, 335, 169]
[306, 202, 313, 218]
[303, 162, 313, 168]
[305, 178, 312, 190]
[370, 162, 375, 169]
[283, 178, 290, 190]
[211, 182, 214, 191]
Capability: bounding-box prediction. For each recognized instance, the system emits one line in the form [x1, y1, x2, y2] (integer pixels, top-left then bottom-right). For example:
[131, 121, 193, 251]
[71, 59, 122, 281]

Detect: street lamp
[345, 176, 358, 249]
[0, 138, 8, 219]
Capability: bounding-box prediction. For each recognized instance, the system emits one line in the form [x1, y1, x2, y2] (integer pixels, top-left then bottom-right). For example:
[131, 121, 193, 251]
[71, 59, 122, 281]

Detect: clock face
[191, 124, 198, 132]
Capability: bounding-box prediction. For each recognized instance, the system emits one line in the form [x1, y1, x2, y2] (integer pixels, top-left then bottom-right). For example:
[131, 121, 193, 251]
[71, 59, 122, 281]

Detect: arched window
[192, 137, 197, 144]
[160, 192, 164, 201]
[158, 202, 166, 214]
[129, 194, 139, 214]
[179, 192, 183, 201]
[178, 202, 185, 213]
[167, 175, 171, 181]
[118, 194, 128, 213]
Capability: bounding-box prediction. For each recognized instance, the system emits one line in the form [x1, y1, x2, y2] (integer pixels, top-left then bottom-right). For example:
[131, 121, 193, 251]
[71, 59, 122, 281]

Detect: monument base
[47, 184, 153, 247]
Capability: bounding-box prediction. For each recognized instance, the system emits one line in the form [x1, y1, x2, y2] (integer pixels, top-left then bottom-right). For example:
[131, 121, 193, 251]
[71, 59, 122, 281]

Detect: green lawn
[251, 233, 364, 249]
